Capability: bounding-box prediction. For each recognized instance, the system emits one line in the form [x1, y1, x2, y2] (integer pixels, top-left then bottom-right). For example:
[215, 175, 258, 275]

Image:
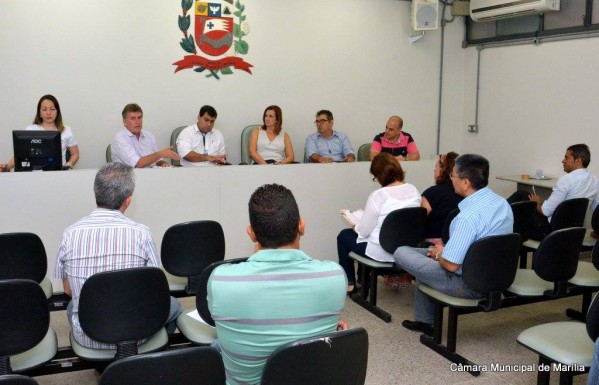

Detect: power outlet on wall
[468, 124, 478, 133]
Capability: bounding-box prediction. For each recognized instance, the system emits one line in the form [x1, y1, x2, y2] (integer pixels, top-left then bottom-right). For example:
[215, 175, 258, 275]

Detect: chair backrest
[106, 144, 112, 163]
[161, 221, 225, 294]
[170, 126, 187, 166]
[462, 233, 521, 311]
[0, 280, 49, 374]
[550, 198, 589, 231]
[99, 346, 225, 385]
[261, 327, 368, 385]
[240, 125, 260, 165]
[379, 207, 427, 254]
[441, 208, 460, 245]
[0, 233, 47, 283]
[592, 240, 599, 271]
[587, 294, 599, 342]
[196, 257, 248, 327]
[78, 267, 170, 358]
[357, 143, 371, 162]
[0, 375, 40, 385]
[533, 227, 586, 297]
[592, 204, 599, 233]
[510, 201, 538, 243]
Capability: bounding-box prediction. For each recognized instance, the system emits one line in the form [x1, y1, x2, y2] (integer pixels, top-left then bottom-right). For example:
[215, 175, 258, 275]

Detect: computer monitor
[12, 130, 63, 172]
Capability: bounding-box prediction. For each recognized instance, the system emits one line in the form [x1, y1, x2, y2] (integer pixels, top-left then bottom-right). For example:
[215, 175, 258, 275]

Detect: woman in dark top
[422, 152, 463, 240]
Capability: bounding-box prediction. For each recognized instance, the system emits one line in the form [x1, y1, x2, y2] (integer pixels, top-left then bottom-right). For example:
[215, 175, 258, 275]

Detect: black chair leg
[419, 304, 480, 377]
[519, 247, 527, 269]
[537, 356, 550, 385]
[558, 370, 574, 385]
[566, 290, 594, 322]
[350, 265, 392, 323]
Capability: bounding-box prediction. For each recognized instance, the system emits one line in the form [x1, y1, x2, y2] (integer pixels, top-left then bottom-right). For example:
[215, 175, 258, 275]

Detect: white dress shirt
[542, 168, 599, 220]
[176, 124, 226, 167]
[111, 127, 160, 167]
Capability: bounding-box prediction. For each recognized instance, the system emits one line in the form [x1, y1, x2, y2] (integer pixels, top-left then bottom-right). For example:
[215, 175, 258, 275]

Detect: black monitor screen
[12, 130, 62, 172]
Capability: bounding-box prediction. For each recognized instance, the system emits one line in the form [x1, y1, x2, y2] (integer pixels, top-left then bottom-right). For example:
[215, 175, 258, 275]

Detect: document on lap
[340, 209, 363, 227]
[186, 309, 210, 325]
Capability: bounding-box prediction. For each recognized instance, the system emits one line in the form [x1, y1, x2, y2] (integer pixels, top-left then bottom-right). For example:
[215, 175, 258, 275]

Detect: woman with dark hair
[248, 105, 294, 164]
[0, 94, 79, 172]
[337, 152, 421, 293]
[421, 152, 463, 240]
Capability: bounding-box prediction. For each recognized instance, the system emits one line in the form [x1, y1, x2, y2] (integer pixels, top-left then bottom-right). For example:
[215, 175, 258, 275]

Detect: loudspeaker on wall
[411, 0, 439, 31]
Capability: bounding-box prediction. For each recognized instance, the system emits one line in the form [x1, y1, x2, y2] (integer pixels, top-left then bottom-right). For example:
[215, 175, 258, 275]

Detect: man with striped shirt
[393, 154, 513, 336]
[54, 162, 182, 349]
[208, 184, 347, 385]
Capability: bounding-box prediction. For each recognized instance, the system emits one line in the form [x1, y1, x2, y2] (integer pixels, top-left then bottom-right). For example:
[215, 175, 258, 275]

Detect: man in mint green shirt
[208, 184, 347, 385]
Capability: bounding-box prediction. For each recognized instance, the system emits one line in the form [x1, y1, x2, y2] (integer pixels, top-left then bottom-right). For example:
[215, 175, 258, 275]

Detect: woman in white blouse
[248, 105, 294, 164]
[0, 94, 79, 172]
[337, 152, 421, 293]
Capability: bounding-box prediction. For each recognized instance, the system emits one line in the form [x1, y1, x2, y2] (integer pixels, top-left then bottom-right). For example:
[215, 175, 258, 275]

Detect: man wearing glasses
[176, 105, 227, 166]
[393, 154, 513, 336]
[304, 110, 355, 163]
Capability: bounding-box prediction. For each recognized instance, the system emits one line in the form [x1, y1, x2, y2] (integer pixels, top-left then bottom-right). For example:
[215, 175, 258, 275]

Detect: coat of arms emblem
[174, 0, 253, 79]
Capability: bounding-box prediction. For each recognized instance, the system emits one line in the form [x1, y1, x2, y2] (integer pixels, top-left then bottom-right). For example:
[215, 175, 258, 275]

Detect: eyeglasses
[314, 119, 330, 125]
[450, 172, 465, 180]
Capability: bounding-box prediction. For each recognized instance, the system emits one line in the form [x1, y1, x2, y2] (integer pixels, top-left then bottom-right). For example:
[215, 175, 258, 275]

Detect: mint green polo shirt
[207, 249, 347, 385]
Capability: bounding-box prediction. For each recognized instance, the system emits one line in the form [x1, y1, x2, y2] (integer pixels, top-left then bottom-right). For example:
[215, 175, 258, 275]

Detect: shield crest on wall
[174, 0, 252, 79]
[195, 2, 233, 57]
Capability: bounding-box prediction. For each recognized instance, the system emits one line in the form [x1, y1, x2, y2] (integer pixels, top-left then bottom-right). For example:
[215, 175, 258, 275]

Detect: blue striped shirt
[207, 249, 346, 385]
[54, 208, 159, 349]
[443, 187, 513, 274]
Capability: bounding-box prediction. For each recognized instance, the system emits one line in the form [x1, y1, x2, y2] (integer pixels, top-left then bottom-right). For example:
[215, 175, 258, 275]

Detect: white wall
[0, 161, 437, 291]
[0, 0, 466, 167]
[460, 36, 599, 197]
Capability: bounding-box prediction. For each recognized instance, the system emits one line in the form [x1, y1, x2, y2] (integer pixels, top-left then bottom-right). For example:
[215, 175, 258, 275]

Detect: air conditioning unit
[470, 0, 560, 22]
[412, 0, 439, 31]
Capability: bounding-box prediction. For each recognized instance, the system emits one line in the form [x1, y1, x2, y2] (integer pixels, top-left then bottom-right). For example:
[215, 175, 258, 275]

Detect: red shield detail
[195, 16, 233, 57]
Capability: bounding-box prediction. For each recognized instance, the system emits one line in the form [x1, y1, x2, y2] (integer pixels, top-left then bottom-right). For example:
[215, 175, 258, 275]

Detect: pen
[532, 186, 536, 195]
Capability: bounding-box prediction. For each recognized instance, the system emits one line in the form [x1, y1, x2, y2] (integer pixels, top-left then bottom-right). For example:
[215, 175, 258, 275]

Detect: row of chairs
[105, 126, 373, 164]
[347, 198, 599, 323]
[345, 196, 598, 383]
[0, 220, 228, 374]
[1, 317, 367, 385]
[1, 220, 370, 383]
[416, 199, 599, 384]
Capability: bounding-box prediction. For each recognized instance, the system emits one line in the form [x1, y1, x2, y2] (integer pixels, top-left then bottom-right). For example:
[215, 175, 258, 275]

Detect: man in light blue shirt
[305, 110, 355, 163]
[394, 154, 513, 335]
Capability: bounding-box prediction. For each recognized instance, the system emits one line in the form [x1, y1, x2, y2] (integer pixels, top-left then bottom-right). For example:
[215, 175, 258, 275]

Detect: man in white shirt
[176, 105, 227, 166]
[510, 143, 599, 240]
[111, 103, 180, 168]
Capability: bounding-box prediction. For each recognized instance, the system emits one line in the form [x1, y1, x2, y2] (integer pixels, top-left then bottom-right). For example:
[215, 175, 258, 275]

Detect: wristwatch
[435, 252, 440, 261]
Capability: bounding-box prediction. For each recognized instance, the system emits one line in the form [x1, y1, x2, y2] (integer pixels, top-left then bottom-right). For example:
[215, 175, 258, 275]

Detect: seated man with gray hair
[54, 162, 182, 349]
